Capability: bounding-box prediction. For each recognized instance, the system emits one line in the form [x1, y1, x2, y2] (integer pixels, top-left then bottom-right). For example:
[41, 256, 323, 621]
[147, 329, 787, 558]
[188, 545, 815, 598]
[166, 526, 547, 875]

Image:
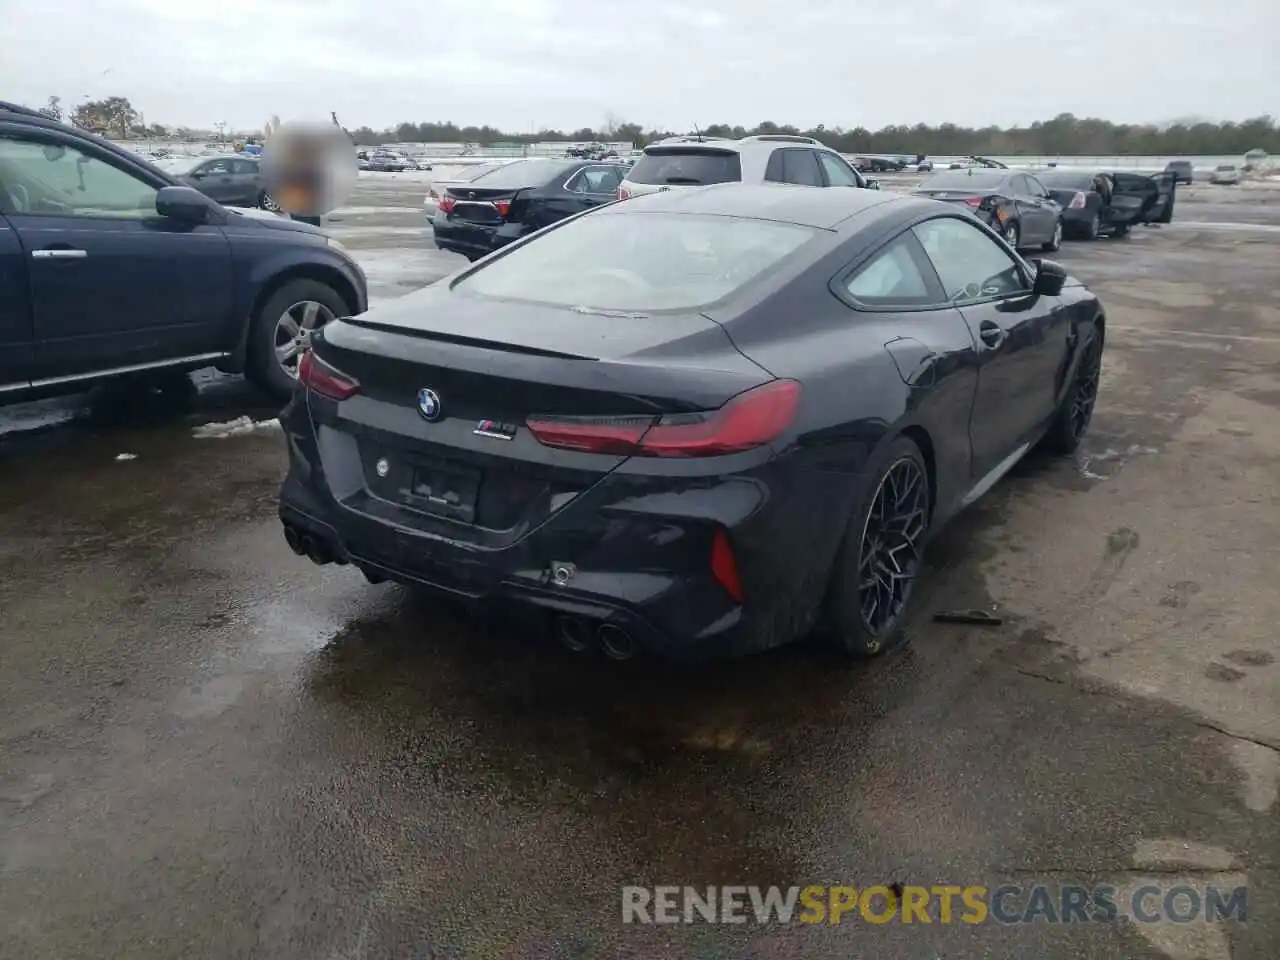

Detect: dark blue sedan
[0, 102, 367, 402]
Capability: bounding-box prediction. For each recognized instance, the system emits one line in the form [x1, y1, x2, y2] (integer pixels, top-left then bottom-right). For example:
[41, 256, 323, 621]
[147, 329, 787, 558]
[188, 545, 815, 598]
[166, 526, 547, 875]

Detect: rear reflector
[492, 199, 511, 217]
[710, 527, 744, 604]
[1069, 191, 1087, 209]
[298, 350, 360, 401]
[438, 196, 456, 214]
[962, 196, 983, 207]
[526, 379, 802, 458]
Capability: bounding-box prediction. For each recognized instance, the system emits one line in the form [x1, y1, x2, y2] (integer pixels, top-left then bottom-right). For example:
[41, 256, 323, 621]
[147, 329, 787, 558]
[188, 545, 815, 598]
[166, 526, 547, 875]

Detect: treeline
[351, 113, 1279, 156]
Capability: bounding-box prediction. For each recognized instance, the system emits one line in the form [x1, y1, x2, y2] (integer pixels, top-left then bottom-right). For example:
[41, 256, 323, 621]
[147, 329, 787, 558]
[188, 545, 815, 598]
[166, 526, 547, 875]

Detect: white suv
[617, 135, 879, 200]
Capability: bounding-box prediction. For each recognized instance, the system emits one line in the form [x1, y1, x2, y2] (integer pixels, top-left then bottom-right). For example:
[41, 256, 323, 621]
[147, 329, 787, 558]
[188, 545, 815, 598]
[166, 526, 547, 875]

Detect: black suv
[0, 102, 367, 403]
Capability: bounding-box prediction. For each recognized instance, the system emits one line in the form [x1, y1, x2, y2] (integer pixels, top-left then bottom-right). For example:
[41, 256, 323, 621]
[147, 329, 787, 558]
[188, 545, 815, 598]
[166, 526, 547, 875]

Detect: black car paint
[0, 105, 367, 401]
[431, 159, 626, 260]
[279, 185, 1104, 661]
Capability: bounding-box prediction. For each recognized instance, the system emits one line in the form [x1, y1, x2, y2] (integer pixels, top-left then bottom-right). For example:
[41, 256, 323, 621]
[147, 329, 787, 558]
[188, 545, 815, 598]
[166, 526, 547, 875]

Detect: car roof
[606, 182, 906, 229]
[644, 135, 830, 156]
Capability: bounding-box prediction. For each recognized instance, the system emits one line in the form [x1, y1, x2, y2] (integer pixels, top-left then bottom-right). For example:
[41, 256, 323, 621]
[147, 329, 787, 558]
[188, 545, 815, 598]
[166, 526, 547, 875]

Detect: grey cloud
[3, 0, 1276, 132]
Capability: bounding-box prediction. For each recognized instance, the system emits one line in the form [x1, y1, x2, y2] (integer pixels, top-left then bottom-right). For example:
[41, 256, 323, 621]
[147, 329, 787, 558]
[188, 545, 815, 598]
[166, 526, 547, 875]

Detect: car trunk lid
[305, 288, 772, 549]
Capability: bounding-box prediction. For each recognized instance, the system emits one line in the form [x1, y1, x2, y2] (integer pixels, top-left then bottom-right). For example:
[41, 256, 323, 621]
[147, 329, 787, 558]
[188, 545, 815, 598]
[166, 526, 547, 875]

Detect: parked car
[916, 160, 934, 173]
[0, 101, 367, 402]
[279, 182, 1104, 662]
[431, 157, 629, 261]
[423, 160, 516, 217]
[366, 152, 408, 172]
[1032, 167, 1176, 239]
[856, 156, 907, 172]
[618, 135, 879, 201]
[158, 153, 276, 210]
[912, 168, 1063, 251]
[1209, 163, 1242, 185]
[1164, 160, 1194, 185]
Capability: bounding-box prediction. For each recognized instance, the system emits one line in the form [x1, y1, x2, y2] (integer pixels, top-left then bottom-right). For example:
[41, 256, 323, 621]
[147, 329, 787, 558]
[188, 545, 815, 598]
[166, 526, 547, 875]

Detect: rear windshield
[1035, 170, 1095, 189]
[454, 211, 817, 312]
[920, 170, 1007, 190]
[627, 149, 742, 186]
[462, 158, 576, 188]
[1166, 161, 1191, 170]
[1215, 165, 1236, 172]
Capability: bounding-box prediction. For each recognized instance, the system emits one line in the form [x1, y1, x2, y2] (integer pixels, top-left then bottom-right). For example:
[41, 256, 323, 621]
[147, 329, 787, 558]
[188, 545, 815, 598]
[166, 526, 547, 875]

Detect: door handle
[978, 321, 1006, 349]
[32, 248, 88, 259]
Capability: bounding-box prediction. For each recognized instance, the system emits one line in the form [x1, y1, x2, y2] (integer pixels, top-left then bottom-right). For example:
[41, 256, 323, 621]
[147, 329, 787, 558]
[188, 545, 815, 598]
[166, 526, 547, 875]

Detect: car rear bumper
[277, 398, 854, 662]
[430, 214, 525, 258]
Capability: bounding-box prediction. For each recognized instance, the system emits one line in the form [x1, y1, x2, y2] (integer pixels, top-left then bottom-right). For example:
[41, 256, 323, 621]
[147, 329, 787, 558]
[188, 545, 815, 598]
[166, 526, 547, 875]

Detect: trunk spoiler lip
[338, 314, 599, 361]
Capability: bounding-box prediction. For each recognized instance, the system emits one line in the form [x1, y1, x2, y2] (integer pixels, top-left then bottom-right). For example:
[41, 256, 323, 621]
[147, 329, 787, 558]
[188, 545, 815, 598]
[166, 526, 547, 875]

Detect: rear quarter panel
[708, 223, 979, 528]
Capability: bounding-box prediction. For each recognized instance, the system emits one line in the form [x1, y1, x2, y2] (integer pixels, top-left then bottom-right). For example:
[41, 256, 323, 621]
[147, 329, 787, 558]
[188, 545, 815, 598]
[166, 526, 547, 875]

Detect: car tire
[1111, 223, 1130, 238]
[822, 435, 931, 658]
[247, 278, 353, 400]
[1082, 212, 1101, 240]
[257, 191, 282, 213]
[1042, 219, 1063, 251]
[1040, 325, 1103, 456]
[1001, 219, 1021, 250]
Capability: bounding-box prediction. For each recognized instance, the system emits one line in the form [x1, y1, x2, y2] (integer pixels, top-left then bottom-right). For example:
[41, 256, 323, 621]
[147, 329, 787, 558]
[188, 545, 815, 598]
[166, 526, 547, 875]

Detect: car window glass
[202, 159, 233, 175]
[843, 235, 937, 306]
[573, 165, 622, 194]
[818, 152, 862, 187]
[232, 159, 258, 174]
[914, 217, 1026, 302]
[0, 135, 158, 219]
[627, 150, 741, 186]
[780, 149, 823, 187]
[456, 212, 817, 312]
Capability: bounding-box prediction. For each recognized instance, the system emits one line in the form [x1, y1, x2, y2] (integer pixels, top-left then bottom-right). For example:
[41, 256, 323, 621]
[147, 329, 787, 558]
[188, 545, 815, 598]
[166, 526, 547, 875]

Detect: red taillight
[525, 380, 801, 458]
[1069, 191, 1087, 209]
[298, 350, 359, 401]
[492, 199, 511, 218]
[962, 196, 984, 207]
[617, 185, 632, 201]
[438, 196, 456, 214]
[710, 527, 743, 604]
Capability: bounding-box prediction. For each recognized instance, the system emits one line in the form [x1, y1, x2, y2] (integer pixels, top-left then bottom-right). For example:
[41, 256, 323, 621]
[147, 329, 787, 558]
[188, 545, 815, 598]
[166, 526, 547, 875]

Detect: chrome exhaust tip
[554, 615, 592, 654]
[597, 623, 637, 661]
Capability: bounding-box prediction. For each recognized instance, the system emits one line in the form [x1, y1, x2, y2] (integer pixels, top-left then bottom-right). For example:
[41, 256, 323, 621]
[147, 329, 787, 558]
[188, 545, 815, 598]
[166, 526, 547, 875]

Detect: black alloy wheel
[858, 457, 929, 637]
[1041, 327, 1104, 455]
[825, 436, 932, 657]
[1067, 334, 1102, 445]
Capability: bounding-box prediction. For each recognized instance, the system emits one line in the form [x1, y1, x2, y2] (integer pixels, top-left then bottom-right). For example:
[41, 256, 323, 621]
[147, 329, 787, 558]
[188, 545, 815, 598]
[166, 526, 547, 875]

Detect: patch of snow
[192, 416, 282, 439]
[115, 453, 138, 461]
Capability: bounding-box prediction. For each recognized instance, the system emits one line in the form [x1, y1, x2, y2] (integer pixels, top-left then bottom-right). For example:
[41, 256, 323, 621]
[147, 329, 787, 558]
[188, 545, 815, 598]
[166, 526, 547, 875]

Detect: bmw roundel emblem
[417, 387, 442, 422]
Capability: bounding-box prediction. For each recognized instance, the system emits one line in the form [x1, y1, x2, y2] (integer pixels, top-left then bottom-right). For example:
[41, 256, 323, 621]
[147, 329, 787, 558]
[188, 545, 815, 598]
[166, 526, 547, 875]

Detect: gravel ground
[1, 175, 1278, 960]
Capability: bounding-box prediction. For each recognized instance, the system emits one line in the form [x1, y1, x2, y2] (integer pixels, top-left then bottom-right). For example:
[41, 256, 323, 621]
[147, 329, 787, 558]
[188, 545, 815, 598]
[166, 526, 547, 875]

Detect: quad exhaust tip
[597, 623, 637, 661]
[554, 615, 593, 654]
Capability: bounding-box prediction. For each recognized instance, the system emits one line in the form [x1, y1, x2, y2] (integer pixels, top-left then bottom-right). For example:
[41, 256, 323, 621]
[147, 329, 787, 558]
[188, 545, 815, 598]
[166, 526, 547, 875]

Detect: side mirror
[866, 178, 881, 190]
[1029, 258, 1067, 296]
[156, 185, 213, 224]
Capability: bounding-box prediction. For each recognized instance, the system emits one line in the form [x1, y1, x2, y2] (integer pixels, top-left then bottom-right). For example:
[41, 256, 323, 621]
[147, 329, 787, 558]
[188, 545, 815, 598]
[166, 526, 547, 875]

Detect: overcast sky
[5, 0, 1277, 133]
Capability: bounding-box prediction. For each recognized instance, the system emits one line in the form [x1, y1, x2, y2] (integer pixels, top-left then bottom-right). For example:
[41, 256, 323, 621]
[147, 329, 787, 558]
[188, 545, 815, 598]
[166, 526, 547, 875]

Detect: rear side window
[627, 149, 742, 186]
[842, 234, 940, 308]
[454, 211, 816, 312]
[765, 149, 823, 187]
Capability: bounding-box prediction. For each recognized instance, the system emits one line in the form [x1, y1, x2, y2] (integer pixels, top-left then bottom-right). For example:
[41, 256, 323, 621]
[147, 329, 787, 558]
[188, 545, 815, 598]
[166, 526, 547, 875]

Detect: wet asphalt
[2, 175, 1279, 960]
